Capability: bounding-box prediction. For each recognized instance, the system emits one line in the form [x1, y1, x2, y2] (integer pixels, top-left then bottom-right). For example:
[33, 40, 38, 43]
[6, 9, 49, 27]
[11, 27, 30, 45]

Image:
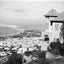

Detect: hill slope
[0, 26, 19, 37]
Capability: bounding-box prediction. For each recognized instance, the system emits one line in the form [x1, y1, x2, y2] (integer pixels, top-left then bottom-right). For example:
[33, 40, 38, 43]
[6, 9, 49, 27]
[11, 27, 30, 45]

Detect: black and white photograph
[0, 0, 64, 64]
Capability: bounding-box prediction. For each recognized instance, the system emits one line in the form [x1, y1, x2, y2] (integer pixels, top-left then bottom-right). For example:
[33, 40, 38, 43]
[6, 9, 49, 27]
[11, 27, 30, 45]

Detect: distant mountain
[19, 23, 49, 32]
[0, 21, 49, 37]
[0, 26, 19, 37]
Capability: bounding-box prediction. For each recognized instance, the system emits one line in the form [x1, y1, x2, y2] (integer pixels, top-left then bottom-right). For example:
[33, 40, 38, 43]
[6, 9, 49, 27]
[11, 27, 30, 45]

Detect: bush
[38, 51, 46, 59]
[60, 44, 64, 56]
[27, 59, 49, 64]
[4, 52, 22, 64]
[48, 39, 62, 55]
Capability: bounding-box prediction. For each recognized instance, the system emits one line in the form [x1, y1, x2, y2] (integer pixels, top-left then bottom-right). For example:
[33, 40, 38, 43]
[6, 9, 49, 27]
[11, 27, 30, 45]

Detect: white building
[44, 9, 64, 42]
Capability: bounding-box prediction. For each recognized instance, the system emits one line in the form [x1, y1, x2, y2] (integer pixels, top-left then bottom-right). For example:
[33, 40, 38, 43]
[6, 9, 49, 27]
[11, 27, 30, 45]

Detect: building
[44, 9, 64, 42]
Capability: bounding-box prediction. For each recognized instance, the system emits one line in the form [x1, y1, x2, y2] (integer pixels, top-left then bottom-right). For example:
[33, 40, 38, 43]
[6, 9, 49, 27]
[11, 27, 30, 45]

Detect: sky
[0, 0, 64, 26]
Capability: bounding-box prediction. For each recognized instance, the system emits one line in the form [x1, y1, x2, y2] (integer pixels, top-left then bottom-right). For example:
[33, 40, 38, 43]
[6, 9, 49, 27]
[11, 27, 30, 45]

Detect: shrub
[4, 52, 22, 64]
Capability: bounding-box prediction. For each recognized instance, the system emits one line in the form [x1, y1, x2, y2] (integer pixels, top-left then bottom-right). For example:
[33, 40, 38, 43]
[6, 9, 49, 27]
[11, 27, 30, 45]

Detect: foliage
[4, 52, 22, 64]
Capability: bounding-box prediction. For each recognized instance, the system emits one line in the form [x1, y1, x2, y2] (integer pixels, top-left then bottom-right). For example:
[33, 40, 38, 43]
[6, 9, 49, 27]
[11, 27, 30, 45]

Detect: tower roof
[51, 12, 64, 21]
[44, 9, 58, 17]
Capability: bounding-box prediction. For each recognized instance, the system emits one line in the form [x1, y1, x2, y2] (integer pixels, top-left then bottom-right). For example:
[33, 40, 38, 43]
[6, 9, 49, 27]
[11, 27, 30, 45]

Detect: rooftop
[44, 9, 58, 17]
[51, 12, 64, 21]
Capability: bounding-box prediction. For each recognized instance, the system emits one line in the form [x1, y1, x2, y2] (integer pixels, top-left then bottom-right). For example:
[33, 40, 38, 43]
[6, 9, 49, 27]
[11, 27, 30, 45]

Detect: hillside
[0, 26, 19, 37]
[0, 22, 49, 37]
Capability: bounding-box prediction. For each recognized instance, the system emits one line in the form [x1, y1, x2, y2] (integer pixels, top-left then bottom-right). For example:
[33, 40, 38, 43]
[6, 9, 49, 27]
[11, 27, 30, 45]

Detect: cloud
[13, 9, 25, 13]
[0, 0, 64, 1]
[0, 23, 19, 28]
[13, 9, 28, 16]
